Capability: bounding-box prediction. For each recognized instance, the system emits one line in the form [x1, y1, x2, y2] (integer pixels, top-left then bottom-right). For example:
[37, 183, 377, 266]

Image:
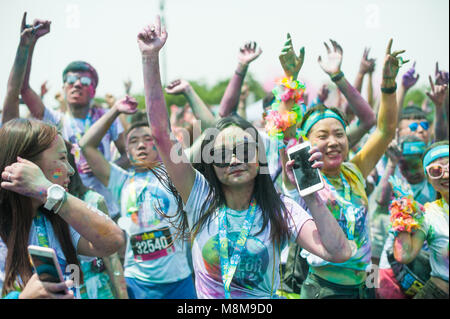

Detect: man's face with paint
[398, 155, 425, 185]
[34, 135, 75, 191]
[63, 71, 96, 108]
[212, 126, 260, 188]
[398, 118, 430, 144]
[126, 126, 159, 167]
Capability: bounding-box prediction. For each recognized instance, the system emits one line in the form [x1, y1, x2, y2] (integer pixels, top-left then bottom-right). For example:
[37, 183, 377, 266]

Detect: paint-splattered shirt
[108, 163, 192, 284]
[184, 170, 312, 299]
[300, 162, 371, 271]
[421, 199, 449, 282]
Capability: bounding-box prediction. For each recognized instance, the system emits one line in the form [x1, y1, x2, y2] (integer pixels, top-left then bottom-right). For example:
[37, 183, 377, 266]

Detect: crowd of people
[0, 13, 448, 300]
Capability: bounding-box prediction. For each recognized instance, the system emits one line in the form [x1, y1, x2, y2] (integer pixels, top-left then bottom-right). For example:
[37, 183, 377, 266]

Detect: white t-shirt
[184, 170, 313, 299]
[421, 199, 449, 281]
[108, 163, 192, 284]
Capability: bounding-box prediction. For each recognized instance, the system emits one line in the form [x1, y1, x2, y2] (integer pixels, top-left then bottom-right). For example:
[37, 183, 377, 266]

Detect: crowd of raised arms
[0, 13, 448, 300]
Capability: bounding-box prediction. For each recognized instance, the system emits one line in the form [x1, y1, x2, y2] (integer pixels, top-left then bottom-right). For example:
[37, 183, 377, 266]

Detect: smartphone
[287, 141, 324, 196]
[28, 245, 68, 294]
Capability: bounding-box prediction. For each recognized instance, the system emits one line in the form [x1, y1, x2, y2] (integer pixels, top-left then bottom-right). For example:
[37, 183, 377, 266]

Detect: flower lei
[264, 77, 306, 142]
[388, 175, 425, 234]
[389, 196, 425, 234]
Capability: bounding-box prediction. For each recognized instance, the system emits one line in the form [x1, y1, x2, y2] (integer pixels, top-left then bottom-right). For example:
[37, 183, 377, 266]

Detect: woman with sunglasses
[137, 16, 352, 299]
[393, 141, 449, 299]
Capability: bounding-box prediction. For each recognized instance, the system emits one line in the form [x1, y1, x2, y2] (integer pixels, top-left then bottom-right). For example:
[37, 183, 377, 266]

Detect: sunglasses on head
[426, 162, 449, 179]
[211, 141, 258, 168]
[65, 74, 93, 86]
[408, 121, 429, 132]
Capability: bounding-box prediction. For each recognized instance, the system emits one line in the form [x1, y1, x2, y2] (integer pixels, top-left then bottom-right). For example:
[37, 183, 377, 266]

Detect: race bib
[130, 228, 175, 262]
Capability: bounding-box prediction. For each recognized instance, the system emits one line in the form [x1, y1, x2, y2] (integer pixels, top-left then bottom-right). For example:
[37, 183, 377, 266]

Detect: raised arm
[397, 62, 420, 109]
[2, 13, 36, 124]
[165, 79, 216, 130]
[350, 38, 407, 179]
[318, 40, 376, 148]
[79, 96, 138, 186]
[435, 62, 450, 122]
[428, 69, 449, 141]
[218, 41, 262, 117]
[138, 16, 195, 203]
[353, 47, 376, 93]
[20, 14, 51, 119]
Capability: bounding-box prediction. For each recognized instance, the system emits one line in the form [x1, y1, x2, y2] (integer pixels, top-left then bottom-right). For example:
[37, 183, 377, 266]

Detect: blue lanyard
[33, 211, 50, 248]
[218, 199, 257, 299]
[67, 109, 94, 143]
[322, 172, 356, 240]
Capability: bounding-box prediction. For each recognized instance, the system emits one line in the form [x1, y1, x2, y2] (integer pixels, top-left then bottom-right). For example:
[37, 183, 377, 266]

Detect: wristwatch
[44, 184, 66, 211]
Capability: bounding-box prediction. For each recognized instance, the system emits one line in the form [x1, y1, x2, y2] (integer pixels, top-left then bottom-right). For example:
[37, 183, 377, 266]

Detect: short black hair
[125, 120, 149, 138]
[399, 105, 427, 121]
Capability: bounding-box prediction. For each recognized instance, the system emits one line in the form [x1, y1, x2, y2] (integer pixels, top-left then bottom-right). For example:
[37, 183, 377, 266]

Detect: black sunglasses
[211, 141, 258, 168]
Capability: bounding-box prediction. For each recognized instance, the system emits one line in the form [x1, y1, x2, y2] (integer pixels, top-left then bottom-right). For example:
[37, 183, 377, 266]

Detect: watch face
[49, 185, 65, 200]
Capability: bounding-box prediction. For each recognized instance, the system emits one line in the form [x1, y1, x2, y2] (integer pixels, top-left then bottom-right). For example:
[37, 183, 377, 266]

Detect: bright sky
[0, 0, 448, 109]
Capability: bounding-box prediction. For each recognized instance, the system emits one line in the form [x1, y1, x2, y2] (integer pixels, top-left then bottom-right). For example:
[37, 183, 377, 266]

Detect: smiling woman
[0, 118, 125, 299]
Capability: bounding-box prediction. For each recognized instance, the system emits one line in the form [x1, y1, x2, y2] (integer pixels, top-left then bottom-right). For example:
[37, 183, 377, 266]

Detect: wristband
[381, 84, 397, 94]
[53, 191, 68, 215]
[331, 71, 344, 82]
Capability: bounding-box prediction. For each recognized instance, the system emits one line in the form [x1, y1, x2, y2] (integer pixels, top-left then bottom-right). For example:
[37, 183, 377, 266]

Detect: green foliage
[127, 72, 266, 112]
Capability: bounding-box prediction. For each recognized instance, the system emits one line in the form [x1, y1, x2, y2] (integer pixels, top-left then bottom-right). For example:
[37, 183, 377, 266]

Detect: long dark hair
[191, 114, 290, 245]
[0, 119, 81, 296]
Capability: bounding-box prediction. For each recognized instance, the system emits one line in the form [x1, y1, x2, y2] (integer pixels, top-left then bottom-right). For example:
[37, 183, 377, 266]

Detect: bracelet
[381, 83, 397, 94]
[53, 191, 68, 215]
[235, 70, 246, 77]
[331, 71, 344, 82]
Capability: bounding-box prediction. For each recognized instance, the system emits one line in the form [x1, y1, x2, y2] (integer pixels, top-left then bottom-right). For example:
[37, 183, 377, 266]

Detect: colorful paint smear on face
[52, 168, 64, 179]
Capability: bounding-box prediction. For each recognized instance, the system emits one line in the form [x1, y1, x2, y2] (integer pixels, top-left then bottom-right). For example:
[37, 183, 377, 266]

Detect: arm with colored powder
[435, 62, 450, 123]
[350, 39, 407, 179]
[393, 230, 426, 264]
[79, 96, 138, 187]
[19, 14, 51, 120]
[165, 79, 216, 130]
[218, 41, 262, 118]
[397, 62, 419, 110]
[318, 40, 376, 148]
[2, 13, 36, 124]
[428, 68, 449, 141]
[353, 47, 376, 93]
[139, 16, 196, 203]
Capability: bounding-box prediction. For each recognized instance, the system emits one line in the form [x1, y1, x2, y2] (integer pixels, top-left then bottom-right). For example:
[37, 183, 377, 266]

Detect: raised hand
[385, 139, 402, 165]
[279, 33, 305, 80]
[165, 79, 191, 95]
[40, 81, 49, 97]
[426, 75, 448, 107]
[105, 93, 116, 108]
[317, 84, 329, 103]
[238, 41, 262, 66]
[0, 157, 52, 204]
[19, 24, 37, 47]
[359, 47, 376, 75]
[21, 12, 51, 41]
[435, 62, 449, 86]
[382, 38, 408, 84]
[402, 61, 419, 89]
[285, 145, 323, 187]
[114, 95, 138, 114]
[137, 15, 167, 56]
[124, 79, 132, 95]
[318, 39, 343, 76]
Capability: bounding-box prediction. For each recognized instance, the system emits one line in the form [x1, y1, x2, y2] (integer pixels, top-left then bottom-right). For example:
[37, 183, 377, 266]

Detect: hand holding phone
[27, 245, 69, 295]
[287, 141, 324, 196]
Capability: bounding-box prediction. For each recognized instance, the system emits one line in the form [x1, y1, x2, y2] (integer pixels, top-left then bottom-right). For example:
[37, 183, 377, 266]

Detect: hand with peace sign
[359, 47, 376, 75]
[381, 38, 408, 88]
[318, 39, 344, 77]
[137, 15, 168, 57]
[435, 62, 449, 86]
[279, 33, 305, 80]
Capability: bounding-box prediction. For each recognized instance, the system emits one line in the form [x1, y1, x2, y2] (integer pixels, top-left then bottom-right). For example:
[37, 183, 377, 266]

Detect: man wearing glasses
[19, 16, 128, 221]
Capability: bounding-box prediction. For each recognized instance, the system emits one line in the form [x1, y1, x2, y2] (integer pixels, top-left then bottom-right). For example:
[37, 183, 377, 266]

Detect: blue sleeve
[3, 291, 20, 299]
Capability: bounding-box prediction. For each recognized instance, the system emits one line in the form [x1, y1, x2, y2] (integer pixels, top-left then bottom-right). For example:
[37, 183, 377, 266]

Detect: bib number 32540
[130, 228, 175, 262]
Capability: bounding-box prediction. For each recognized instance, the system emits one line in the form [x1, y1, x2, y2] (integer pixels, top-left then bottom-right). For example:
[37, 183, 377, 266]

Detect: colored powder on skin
[53, 169, 63, 179]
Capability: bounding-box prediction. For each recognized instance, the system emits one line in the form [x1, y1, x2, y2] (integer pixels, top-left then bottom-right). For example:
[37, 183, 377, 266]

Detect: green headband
[301, 109, 347, 136]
